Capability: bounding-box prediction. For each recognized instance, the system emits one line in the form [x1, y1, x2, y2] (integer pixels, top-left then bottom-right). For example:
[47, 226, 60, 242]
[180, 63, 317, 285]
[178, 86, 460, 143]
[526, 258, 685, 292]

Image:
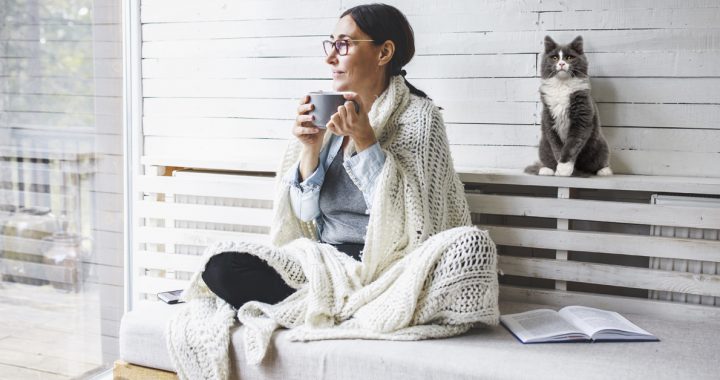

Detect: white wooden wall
[133, 0, 720, 318]
[140, 0, 720, 177]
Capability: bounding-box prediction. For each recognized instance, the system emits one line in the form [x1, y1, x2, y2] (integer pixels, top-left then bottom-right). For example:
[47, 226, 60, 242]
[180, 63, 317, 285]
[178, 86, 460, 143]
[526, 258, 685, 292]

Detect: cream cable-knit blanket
[166, 75, 499, 380]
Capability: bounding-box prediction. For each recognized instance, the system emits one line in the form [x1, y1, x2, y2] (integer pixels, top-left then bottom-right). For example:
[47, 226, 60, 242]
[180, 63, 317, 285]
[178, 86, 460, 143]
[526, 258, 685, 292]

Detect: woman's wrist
[299, 146, 321, 181]
[352, 128, 377, 152]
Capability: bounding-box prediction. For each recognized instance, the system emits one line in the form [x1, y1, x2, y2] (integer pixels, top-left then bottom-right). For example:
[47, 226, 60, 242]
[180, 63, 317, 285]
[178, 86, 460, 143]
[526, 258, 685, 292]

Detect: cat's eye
[552, 56, 559, 61]
[567, 56, 575, 60]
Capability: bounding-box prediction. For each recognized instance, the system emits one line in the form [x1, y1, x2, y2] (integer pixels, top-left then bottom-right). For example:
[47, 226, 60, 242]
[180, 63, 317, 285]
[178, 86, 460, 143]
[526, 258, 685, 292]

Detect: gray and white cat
[525, 35, 612, 177]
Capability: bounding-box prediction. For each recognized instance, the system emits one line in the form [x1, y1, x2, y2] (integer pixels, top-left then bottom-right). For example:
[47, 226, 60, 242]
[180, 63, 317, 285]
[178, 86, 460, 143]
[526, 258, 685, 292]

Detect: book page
[558, 306, 654, 338]
[500, 309, 587, 343]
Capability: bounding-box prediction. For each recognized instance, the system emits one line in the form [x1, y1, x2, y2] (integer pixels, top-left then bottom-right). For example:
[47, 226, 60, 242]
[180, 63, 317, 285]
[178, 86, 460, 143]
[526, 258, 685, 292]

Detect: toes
[538, 167, 554, 176]
[596, 167, 613, 176]
[555, 162, 574, 177]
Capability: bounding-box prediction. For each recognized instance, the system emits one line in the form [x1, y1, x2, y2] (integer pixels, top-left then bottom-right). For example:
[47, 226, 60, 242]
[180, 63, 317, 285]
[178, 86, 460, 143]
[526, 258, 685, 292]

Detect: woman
[200, 3, 437, 309]
[168, 4, 498, 378]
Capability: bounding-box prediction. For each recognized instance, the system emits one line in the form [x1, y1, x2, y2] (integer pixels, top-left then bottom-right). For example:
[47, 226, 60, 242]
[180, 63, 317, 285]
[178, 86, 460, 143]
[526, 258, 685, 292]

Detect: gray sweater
[318, 151, 369, 244]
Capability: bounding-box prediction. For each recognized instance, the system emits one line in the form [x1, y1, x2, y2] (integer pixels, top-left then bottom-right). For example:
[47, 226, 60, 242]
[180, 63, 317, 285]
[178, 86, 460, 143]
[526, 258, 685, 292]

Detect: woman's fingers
[327, 117, 347, 136]
[297, 102, 314, 115]
[329, 113, 340, 130]
[342, 92, 362, 113]
[326, 121, 336, 133]
[296, 114, 314, 124]
[292, 95, 325, 146]
[343, 101, 357, 122]
[293, 125, 320, 136]
[336, 105, 347, 118]
[294, 114, 314, 130]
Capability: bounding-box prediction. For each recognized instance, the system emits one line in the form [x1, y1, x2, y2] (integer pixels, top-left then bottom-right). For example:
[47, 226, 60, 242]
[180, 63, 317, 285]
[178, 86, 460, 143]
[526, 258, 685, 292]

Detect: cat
[525, 35, 612, 177]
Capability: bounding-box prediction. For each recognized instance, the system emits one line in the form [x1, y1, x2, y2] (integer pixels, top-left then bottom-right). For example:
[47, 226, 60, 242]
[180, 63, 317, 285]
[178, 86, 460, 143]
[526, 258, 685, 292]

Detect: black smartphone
[157, 289, 185, 304]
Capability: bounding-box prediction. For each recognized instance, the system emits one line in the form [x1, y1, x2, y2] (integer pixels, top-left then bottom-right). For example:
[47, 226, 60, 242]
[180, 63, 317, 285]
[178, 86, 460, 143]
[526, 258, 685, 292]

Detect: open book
[500, 305, 659, 343]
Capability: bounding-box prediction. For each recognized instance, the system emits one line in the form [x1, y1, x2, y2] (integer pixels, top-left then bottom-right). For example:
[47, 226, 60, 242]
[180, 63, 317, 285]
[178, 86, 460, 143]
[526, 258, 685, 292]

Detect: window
[1, 0, 123, 377]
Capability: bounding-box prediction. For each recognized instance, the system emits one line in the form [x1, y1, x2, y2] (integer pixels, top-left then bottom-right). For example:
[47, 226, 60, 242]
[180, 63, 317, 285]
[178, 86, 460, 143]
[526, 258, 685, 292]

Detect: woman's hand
[294, 95, 326, 180]
[293, 95, 326, 152]
[327, 92, 377, 152]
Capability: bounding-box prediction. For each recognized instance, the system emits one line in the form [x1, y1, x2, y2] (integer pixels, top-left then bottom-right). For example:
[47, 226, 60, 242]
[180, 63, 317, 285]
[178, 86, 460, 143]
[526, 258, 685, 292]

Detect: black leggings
[201, 243, 363, 309]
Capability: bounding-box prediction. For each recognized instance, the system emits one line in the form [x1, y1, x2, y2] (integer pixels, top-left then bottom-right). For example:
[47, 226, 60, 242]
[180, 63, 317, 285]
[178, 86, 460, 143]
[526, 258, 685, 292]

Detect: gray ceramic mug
[308, 91, 360, 129]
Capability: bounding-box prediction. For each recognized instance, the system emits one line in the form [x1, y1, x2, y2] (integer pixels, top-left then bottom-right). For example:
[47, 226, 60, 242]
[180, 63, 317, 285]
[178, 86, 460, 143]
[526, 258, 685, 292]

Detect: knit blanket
[166, 75, 500, 380]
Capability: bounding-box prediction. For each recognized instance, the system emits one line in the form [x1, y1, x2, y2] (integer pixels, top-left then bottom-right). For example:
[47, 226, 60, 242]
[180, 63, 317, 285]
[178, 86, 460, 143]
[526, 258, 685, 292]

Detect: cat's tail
[524, 161, 542, 175]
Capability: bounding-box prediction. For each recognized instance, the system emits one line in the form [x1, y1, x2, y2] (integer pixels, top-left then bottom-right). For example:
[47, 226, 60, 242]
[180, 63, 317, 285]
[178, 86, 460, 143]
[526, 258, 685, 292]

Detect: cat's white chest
[540, 77, 590, 141]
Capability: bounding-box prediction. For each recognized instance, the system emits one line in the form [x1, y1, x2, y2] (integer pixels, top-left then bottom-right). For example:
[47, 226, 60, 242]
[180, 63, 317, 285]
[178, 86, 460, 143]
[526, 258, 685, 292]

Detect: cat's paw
[596, 167, 613, 176]
[538, 167, 555, 176]
[555, 162, 574, 177]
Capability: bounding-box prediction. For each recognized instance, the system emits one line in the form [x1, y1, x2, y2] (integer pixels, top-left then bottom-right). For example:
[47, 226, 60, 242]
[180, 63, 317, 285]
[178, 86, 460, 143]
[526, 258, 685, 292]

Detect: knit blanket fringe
[167, 226, 498, 379]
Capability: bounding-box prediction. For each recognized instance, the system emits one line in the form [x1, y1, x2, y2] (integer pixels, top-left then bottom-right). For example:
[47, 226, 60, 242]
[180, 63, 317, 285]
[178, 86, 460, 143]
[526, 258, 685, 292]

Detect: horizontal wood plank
[587, 51, 720, 77]
[485, 225, 720, 262]
[134, 276, 188, 295]
[536, 0, 720, 11]
[458, 168, 720, 194]
[499, 284, 720, 323]
[136, 175, 275, 200]
[140, 155, 277, 173]
[499, 255, 720, 297]
[141, 55, 537, 79]
[540, 8, 720, 29]
[140, 30, 682, 58]
[141, 96, 720, 129]
[141, 77, 720, 104]
[467, 193, 720, 229]
[135, 226, 269, 246]
[135, 200, 273, 227]
[134, 251, 203, 273]
[141, 0, 343, 22]
[141, 18, 335, 40]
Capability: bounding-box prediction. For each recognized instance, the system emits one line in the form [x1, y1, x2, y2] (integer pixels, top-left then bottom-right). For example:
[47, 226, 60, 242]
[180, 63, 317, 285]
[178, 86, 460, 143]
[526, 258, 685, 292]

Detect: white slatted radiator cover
[649, 195, 720, 306]
[133, 168, 273, 301]
[134, 164, 720, 321]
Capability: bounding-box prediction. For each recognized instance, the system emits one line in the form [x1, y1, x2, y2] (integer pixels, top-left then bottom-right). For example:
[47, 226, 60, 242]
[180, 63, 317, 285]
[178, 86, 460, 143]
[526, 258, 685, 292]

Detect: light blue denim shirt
[282, 134, 386, 224]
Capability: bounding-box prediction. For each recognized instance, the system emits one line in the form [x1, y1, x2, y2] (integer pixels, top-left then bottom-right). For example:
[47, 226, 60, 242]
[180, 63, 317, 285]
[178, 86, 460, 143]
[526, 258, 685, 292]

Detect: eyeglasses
[323, 39, 374, 56]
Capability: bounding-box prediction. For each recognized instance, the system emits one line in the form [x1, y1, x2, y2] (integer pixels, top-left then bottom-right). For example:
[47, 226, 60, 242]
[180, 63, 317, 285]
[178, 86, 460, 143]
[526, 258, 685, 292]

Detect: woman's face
[326, 15, 382, 92]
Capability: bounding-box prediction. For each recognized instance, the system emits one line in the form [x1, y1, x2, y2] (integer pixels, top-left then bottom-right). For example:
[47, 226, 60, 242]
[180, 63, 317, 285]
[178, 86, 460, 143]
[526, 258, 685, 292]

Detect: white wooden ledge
[457, 167, 720, 195]
[140, 156, 720, 195]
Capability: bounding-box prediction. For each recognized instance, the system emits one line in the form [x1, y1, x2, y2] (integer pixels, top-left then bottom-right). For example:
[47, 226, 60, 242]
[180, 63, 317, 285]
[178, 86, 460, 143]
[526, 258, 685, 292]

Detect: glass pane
[0, 0, 123, 378]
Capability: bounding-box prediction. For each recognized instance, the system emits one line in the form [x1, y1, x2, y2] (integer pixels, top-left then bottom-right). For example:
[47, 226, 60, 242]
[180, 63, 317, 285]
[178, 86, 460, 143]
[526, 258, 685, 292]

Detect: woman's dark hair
[341, 3, 430, 99]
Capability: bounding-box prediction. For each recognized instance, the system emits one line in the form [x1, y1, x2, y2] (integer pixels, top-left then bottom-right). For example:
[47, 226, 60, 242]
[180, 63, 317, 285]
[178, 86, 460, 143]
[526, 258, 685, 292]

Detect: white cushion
[119, 301, 180, 371]
[119, 300, 720, 379]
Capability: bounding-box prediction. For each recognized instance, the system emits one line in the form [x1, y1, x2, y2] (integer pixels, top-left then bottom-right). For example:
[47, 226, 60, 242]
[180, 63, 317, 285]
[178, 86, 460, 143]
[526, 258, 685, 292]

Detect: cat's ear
[544, 35, 557, 54]
[570, 35, 584, 54]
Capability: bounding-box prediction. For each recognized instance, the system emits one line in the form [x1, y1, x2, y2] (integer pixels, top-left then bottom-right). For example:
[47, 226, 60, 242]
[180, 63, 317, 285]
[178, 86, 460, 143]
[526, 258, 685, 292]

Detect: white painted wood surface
[500, 285, 720, 323]
[467, 193, 720, 229]
[139, 0, 720, 177]
[484, 225, 720, 262]
[131, 164, 720, 322]
[132, 0, 720, 324]
[649, 196, 720, 306]
[458, 169, 720, 195]
[500, 256, 720, 297]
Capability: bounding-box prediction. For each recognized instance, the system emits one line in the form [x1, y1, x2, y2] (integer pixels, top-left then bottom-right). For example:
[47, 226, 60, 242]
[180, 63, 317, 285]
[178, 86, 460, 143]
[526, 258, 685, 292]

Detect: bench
[115, 160, 720, 379]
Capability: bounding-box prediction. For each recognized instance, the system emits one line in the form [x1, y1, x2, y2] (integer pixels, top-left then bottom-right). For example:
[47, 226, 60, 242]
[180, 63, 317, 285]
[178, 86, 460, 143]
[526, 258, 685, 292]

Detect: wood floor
[0, 280, 106, 379]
